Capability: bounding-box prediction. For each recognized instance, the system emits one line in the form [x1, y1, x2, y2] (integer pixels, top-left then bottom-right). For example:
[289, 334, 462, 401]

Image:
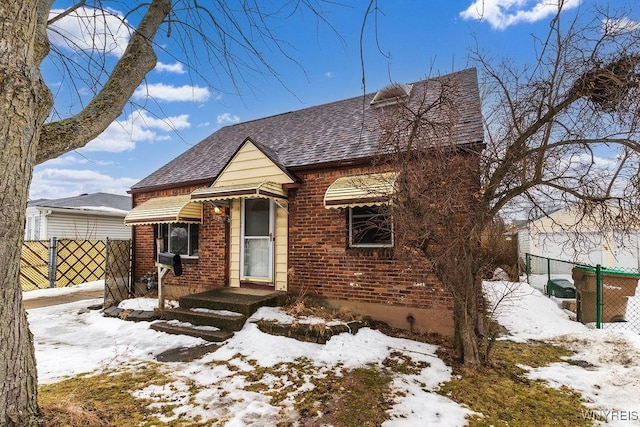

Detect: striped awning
[324, 172, 399, 209]
[191, 181, 287, 202]
[124, 195, 203, 225]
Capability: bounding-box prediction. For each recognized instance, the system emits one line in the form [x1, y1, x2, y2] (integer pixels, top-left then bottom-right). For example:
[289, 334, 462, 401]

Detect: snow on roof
[28, 192, 131, 212]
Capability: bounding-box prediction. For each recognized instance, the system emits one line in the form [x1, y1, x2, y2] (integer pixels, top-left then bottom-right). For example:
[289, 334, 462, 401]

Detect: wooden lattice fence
[20, 240, 49, 291]
[20, 238, 131, 292]
[104, 239, 132, 308]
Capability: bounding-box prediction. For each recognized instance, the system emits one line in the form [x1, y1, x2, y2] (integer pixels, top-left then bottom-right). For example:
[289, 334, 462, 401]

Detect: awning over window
[324, 172, 399, 209]
[191, 181, 287, 202]
[124, 195, 203, 225]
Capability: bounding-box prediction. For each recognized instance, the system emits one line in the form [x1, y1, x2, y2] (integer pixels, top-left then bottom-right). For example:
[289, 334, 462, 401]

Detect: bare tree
[0, 1, 338, 424]
[378, 3, 640, 367]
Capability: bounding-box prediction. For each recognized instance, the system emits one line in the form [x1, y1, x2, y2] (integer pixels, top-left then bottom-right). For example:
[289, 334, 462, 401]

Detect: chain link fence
[525, 253, 640, 332]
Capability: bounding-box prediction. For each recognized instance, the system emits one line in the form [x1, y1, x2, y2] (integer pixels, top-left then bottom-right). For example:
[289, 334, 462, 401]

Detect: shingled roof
[130, 68, 483, 193]
[28, 192, 131, 211]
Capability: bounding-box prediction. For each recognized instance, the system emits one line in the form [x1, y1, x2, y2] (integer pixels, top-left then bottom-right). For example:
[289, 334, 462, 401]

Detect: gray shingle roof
[131, 68, 483, 192]
[28, 192, 131, 211]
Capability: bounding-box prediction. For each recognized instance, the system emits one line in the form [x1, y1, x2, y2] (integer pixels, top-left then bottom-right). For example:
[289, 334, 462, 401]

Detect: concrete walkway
[23, 289, 104, 310]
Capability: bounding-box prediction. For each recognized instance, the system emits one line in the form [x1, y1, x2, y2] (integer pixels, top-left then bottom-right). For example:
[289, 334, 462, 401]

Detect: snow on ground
[22, 279, 104, 300]
[485, 280, 640, 426]
[26, 281, 640, 425]
[27, 288, 472, 426]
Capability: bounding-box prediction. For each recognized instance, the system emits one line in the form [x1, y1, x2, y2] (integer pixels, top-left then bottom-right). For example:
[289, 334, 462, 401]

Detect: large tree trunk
[0, 0, 170, 423]
[0, 2, 52, 425]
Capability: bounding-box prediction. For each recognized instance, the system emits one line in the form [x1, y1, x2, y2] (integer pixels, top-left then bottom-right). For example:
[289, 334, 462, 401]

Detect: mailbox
[157, 252, 182, 276]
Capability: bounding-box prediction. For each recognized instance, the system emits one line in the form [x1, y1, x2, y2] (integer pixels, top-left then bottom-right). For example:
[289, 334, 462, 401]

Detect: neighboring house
[26, 192, 132, 241]
[517, 206, 640, 271]
[125, 68, 484, 336]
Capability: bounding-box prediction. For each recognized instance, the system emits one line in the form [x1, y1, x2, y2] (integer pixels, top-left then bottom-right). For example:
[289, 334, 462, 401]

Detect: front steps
[150, 287, 286, 342]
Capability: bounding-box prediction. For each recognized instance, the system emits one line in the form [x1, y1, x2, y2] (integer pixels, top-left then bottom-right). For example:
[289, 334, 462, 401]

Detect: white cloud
[82, 109, 191, 153]
[48, 7, 131, 57]
[603, 17, 640, 36]
[41, 155, 113, 167]
[460, 0, 581, 30]
[133, 83, 211, 102]
[29, 168, 138, 200]
[197, 122, 211, 128]
[325, 71, 334, 78]
[155, 62, 186, 74]
[217, 113, 240, 126]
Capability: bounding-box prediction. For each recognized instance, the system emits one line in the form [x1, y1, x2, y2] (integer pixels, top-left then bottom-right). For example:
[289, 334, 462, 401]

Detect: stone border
[256, 319, 365, 344]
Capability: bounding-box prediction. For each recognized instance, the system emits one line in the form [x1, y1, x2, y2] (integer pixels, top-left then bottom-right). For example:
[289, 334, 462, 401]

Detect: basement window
[348, 206, 393, 248]
[156, 223, 199, 257]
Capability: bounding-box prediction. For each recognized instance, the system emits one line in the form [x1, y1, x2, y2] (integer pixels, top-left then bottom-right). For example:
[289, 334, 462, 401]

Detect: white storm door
[240, 198, 274, 282]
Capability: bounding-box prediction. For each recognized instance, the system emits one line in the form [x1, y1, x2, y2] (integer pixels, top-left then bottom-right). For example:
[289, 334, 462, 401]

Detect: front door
[241, 198, 274, 283]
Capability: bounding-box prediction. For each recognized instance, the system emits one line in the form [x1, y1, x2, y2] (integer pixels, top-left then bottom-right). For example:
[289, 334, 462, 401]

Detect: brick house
[125, 68, 483, 336]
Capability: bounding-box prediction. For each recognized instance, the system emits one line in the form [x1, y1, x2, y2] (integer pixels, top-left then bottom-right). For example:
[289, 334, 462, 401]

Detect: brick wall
[131, 186, 227, 298]
[288, 152, 479, 315]
[129, 147, 480, 334]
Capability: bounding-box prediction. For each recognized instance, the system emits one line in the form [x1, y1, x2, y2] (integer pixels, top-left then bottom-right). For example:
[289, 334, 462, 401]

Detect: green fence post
[596, 264, 602, 329]
[525, 253, 531, 284]
[546, 257, 551, 295]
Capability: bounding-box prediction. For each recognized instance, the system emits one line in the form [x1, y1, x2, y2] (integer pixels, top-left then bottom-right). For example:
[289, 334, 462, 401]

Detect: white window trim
[348, 206, 394, 248]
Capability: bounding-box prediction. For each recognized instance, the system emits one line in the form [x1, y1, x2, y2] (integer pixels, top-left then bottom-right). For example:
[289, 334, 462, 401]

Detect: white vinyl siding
[212, 141, 294, 188]
[45, 212, 131, 240]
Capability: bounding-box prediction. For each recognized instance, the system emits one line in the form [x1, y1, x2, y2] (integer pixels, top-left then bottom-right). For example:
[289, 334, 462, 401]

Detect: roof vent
[370, 83, 412, 107]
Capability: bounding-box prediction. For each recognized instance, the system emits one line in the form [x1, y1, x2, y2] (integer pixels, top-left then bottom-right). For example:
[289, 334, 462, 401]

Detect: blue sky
[32, 0, 637, 200]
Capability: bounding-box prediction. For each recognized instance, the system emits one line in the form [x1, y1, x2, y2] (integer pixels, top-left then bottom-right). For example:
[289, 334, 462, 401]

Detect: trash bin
[546, 278, 576, 298]
[572, 266, 640, 324]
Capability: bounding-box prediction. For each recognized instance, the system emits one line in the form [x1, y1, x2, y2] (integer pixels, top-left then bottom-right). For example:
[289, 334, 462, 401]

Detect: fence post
[596, 264, 602, 329]
[105, 237, 110, 280]
[525, 253, 531, 284]
[47, 237, 58, 288]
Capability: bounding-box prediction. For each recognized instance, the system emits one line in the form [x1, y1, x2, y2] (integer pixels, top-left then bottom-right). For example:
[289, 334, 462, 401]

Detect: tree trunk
[434, 229, 485, 367]
[0, 1, 53, 425]
[452, 277, 482, 367]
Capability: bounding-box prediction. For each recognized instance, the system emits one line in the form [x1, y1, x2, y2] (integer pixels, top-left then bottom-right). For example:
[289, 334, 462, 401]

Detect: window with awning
[323, 172, 399, 209]
[124, 195, 203, 225]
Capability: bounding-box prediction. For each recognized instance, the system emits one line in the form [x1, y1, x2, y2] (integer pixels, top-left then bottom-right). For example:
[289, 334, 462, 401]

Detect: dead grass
[439, 341, 596, 427]
[38, 320, 598, 426]
[38, 363, 197, 427]
[283, 294, 361, 323]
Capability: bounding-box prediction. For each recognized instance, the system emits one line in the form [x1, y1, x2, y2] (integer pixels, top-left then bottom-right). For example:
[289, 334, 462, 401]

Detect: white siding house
[517, 206, 640, 270]
[25, 193, 131, 241]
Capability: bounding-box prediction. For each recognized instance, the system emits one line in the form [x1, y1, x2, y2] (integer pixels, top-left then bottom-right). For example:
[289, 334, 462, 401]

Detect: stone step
[150, 321, 234, 342]
[163, 307, 247, 331]
[179, 288, 286, 316]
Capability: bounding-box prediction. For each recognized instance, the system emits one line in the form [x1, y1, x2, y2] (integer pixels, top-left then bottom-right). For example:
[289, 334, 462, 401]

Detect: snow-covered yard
[26, 280, 640, 426]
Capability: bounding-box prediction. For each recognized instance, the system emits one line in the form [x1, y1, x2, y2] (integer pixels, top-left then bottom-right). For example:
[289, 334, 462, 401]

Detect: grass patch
[440, 341, 595, 427]
[296, 365, 393, 427]
[39, 363, 207, 427]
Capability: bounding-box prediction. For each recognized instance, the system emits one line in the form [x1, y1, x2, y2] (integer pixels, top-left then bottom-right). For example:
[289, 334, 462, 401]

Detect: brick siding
[131, 149, 479, 316]
[288, 164, 456, 312]
[131, 186, 227, 298]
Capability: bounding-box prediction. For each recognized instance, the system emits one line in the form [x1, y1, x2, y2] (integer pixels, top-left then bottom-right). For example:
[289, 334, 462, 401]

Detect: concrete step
[150, 320, 234, 342]
[179, 288, 286, 316]
[163, 307, 247, 331]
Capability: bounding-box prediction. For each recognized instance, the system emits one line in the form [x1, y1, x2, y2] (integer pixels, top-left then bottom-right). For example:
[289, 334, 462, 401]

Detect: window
[25, 217, 32, 241]
[349, 206, 393, 248]
[156, 223, 199, 257]
[24, 215, 41, 241]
